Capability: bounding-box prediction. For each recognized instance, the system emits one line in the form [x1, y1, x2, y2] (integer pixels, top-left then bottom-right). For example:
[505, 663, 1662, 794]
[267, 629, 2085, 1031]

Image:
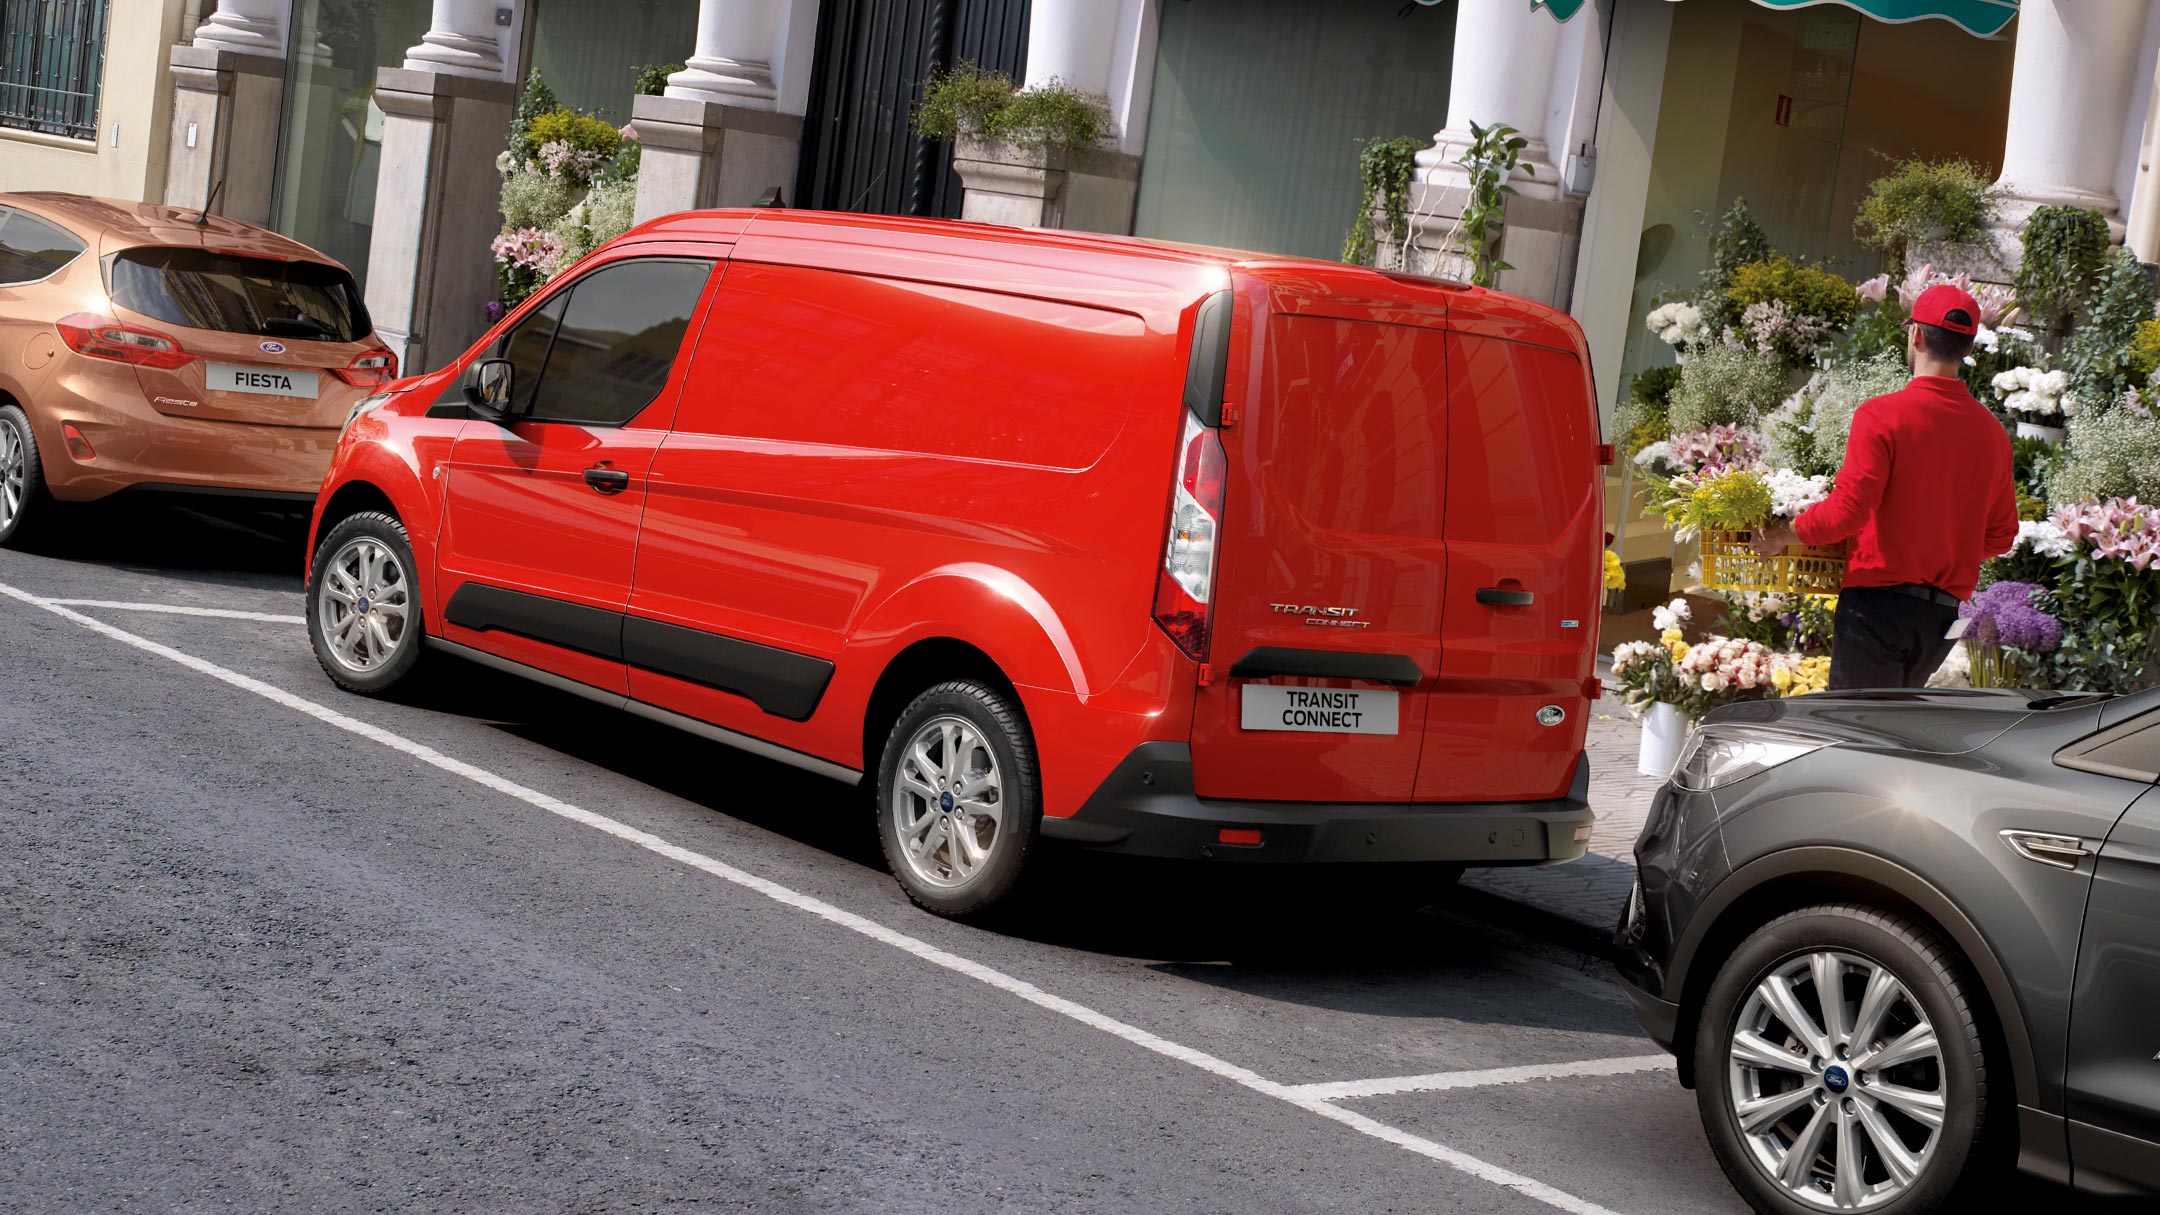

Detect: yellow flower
[1604, 550, 1626, 591]
[1819, 596, 1838, 614]
[1772, 667, 1794, 692]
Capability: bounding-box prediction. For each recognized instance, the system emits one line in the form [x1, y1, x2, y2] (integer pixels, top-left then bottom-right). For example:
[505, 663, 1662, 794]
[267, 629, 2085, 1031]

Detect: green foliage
[526, 109, 623, 157]
[1614, 365, 1680, 457]
[508, 69, 559, 153]
[1697, 198, 1774, 338]
[1771, 352, 1908, 475]
[1837, 300, 1907, 363]
[1668, 344, 1787, 433]
[1852, 157, 1998, 276]
[1342, 136, 1424, 267]
[634, 63, 681, 97]
[912, 61, 1015, 141]
[2010, 434, 2054, 501]
[2049, 406, 2160, 503]
[2132, 318, 2160, 381]
[913, 63, 1111, 153]
[1661, 469, 1775, 534]
[500, 170, 577, 230]
[1456, 120, 1533, 289]
[2064, 249, 2157, 413]
[2016, 205, 2111, 331]
[550, 179, 640, 269]
[1727, 256, 1859, 329]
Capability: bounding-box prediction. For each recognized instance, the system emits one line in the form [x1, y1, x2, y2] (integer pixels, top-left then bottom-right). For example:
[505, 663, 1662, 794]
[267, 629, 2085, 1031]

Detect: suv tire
[307, 510, 426, 695]
[1695, 903, 1994, 1214]
[876, 680, 1041, 919]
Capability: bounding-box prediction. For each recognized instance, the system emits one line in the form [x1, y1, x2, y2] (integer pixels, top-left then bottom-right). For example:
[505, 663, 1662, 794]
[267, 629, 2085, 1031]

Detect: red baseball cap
[1910, 283, 1980, 335]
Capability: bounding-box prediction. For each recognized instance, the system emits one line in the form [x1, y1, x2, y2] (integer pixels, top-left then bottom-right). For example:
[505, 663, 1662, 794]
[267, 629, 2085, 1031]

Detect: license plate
[1240, 685, 1399, 735]
[206, 362, 318, 398]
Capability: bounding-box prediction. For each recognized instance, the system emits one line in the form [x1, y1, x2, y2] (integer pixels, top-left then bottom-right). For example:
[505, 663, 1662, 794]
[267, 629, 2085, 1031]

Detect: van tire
[0, 404, 52, 549]
[876, 680, 1042, 919]
[307, 510, 426, 696]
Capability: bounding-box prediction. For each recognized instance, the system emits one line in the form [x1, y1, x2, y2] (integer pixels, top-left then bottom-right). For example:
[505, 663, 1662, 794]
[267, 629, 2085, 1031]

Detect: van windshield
[105, 248, 367, 342]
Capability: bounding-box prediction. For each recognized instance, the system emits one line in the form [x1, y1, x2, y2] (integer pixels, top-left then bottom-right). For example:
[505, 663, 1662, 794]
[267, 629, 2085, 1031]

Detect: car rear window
[105, 247, 367, 343]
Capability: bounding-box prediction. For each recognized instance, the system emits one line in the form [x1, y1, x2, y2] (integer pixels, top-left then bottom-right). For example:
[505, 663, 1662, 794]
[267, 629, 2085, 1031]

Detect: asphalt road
[0, 497, 2093, 1214]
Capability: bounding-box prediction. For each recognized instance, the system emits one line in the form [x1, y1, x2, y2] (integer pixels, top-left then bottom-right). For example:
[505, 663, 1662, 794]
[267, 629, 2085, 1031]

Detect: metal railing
[0, 0, 109, 141]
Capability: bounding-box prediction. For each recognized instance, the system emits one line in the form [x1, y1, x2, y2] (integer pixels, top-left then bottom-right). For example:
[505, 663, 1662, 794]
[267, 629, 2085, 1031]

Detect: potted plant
[1959, 580, 2063, 686]
[1993, 365, 2072, 443]
[913, 61, 1114, 169]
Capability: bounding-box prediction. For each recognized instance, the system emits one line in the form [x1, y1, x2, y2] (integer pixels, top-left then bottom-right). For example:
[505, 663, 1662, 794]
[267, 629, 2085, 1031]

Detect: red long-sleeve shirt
[1792, 375, 2019, 601]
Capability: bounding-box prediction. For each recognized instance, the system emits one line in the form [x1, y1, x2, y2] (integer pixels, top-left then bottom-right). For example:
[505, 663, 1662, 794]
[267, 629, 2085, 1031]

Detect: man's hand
[1750, 522, 1797, 559]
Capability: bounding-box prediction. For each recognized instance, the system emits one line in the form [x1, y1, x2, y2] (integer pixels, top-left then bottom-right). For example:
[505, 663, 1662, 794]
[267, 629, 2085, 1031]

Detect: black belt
[1880, 582, 1960, 609]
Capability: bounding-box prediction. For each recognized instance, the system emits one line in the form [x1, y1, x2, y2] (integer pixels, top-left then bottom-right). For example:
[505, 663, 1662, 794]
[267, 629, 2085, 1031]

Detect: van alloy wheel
[317, 535, 412, 674]
[1725, 950, 1946, 1210]
[890, 714, 1005, 890]
[0, 420, 24, 532]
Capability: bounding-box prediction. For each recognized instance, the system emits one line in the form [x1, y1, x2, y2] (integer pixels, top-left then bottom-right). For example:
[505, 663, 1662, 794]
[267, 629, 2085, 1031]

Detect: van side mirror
[463, 357, 514, 422]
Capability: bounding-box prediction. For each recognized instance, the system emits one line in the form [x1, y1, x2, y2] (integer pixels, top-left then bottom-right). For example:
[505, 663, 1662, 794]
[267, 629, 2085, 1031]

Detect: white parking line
[1, 579, 1635, 1215]
[1283, 1055, 1672, 1103]
[43, 599, 304, 625]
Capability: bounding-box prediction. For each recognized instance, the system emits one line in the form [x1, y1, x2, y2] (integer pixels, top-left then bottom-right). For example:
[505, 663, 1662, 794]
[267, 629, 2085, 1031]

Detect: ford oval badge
[1536, 705, 1566, 727]
[260, 340, 286, 354]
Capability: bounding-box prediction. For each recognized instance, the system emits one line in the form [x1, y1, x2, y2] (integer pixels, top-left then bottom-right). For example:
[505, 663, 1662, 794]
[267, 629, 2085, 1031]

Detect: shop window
[1133, 0, 1456, 261]
[0, 0, 109, 141]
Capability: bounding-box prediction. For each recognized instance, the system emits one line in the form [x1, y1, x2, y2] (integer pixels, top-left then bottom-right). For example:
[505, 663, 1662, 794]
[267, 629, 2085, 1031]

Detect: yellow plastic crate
[1699, 529, 1847, 594]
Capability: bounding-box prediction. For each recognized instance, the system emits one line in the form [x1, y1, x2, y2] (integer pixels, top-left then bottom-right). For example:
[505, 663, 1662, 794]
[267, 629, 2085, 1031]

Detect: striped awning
[1531, 0, 2017, 38]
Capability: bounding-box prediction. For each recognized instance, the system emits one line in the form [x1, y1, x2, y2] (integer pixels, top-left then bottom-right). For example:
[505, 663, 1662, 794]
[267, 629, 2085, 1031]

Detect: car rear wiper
[261, 315, 340, 339]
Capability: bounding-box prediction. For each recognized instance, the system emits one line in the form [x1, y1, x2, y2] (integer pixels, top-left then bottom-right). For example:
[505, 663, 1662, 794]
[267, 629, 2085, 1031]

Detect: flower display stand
[1637, 702, 1690, 778]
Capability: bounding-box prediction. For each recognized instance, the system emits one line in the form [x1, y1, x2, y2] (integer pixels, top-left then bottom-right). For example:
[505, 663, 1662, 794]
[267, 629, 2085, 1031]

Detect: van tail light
[1153, 410, 1227, 661]
[332, 347, 398, 388]
[55, 313, 196, 369]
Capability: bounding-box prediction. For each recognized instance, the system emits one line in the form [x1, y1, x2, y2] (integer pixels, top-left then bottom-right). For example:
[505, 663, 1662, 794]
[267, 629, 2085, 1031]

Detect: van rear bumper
[1042, 742, 1592, 865]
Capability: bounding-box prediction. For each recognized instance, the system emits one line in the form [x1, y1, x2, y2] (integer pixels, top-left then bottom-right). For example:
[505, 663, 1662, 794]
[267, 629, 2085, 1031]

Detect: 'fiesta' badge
[260, 340, 286, 354]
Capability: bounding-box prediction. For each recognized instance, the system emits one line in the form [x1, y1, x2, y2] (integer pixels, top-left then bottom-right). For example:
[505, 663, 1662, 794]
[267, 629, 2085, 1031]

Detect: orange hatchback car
[0, 192, 396, 544]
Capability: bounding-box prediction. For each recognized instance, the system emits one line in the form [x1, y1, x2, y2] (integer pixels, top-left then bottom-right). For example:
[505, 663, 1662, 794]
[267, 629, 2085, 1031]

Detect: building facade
[4, 0, 2159, 433]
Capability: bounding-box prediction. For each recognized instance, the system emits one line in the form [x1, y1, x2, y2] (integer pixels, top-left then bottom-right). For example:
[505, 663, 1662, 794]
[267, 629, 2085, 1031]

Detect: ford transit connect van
[306, 209, 1606, 918]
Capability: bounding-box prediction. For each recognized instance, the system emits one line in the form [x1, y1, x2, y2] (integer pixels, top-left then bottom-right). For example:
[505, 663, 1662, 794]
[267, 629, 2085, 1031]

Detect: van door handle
[1476, 587, 1535, 606]
[583, 465, 631, 495]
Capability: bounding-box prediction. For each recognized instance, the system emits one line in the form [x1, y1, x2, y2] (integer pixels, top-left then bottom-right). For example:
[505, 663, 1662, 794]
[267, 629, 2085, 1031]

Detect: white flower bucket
[1637, 701, 1691, 778]
[2015, 420, 2066, 444]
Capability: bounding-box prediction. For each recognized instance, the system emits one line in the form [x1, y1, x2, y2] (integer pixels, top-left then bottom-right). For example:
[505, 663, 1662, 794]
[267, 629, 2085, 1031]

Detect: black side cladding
[1183, 290, 1233, 426]
[443, 583, 625, 660]
[1226, 648, 1424, 686]
[621, 616, 835, 723]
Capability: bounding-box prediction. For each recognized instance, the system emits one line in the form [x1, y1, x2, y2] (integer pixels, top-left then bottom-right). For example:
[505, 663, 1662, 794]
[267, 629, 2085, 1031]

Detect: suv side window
[2058, 710, 2160, 782]
[0, 211, 87, 286]
[511, 258, 711, 427]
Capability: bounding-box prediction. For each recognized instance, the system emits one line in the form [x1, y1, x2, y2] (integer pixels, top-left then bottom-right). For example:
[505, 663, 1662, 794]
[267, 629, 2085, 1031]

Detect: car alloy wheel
[889, 713, 1006, 890]
[0, 418, 25, 533]
[317, 534, 413, 674]
[1725, 949, 1946, 1210]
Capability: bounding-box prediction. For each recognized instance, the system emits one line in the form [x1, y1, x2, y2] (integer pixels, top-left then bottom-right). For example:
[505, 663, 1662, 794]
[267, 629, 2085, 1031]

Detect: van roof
[2, 192, 344, 267]
[620, 208, 1587, 352]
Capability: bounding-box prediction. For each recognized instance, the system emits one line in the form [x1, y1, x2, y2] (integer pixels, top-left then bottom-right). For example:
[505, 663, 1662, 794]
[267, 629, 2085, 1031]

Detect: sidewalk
[1462, 676, 1658, 936]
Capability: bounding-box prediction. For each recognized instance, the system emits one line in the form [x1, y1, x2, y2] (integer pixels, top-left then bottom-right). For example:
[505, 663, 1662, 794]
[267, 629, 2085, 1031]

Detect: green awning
[1531, 0, 2016, 38]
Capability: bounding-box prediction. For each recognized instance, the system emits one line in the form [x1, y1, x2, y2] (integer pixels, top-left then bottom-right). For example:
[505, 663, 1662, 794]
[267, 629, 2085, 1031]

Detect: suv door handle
[2000, 830, 2093, 870]
[1476, 587, 1535, 606]
[583, 465, 631, 495]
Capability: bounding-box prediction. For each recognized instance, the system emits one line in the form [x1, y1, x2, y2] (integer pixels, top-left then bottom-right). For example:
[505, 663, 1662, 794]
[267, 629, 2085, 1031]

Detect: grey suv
[1616, 686, 2160, 1212]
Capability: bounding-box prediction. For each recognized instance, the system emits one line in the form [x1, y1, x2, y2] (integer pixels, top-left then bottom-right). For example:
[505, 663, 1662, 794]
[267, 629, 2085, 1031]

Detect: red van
[305, 210, 1605, 918]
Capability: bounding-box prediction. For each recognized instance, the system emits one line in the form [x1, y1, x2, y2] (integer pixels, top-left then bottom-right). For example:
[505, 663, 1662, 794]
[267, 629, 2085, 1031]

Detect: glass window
[106, 248, 368, 341]
[522, 260, 711, 427]
[0, 209, 86, 284]
[1133, 0, 1456, 260]
[495, 293, 566, 416]
[528, 0, 697, 125]
[0, 0, 110, 141]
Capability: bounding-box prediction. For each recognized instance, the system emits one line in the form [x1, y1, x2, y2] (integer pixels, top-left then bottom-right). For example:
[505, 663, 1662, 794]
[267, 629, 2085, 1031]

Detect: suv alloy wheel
[1695, 904, 1994, 1213]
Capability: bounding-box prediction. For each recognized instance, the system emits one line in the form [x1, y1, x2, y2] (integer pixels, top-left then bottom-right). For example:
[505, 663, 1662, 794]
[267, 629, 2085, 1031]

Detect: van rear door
[1413, 328, 1600, 804]
[1187, 286, 1448, 804]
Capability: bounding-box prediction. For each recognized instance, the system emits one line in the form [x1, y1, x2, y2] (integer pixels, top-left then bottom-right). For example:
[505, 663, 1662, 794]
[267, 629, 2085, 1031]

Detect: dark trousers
[1828, 586, 1961, 691]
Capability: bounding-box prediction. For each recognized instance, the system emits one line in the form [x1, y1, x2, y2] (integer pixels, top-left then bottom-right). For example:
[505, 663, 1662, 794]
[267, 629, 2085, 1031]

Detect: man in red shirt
[1753, 283, 2020, 690]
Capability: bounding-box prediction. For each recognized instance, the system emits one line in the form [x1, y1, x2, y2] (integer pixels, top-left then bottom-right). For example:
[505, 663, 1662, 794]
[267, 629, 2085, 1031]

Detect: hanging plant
[1340, 136, 1422, 267]
[1455, 121, 1532, 288]
[2015, 205, 2110, 334]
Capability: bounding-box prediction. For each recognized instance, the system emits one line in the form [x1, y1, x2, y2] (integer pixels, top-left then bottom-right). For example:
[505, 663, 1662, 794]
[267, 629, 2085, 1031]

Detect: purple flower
[484, 299, 505, 323]
[1961, 581, 2062, 653]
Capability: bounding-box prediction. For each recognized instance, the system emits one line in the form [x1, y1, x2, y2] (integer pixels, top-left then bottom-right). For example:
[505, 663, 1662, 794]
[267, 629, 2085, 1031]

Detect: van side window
[495, 293, 566, 415]
[515, 258, 712, 427]
[0, 211, 86, 286]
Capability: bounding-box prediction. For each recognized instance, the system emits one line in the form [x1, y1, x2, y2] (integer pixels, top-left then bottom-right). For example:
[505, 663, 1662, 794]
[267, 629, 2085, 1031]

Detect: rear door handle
[583, 465, 631, 495]
[1476, 587, 1535, 606]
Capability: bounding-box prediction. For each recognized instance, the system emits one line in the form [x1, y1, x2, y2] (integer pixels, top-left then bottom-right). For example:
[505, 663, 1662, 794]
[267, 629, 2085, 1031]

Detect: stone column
[362, 3, 517, 377]
[632, 0, 806, 224]
[952, 0, 1143, 234]
[1392, 0, 1583, 307]
[1993, 0, 2152, 244]
[163, 0, 288, 225]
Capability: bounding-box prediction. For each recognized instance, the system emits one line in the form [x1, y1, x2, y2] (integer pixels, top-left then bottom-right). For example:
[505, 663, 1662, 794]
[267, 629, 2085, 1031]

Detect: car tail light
[1153, 410, 1227, 660]
[332, 347, 398, 388]
[55, 313, 195, 369]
